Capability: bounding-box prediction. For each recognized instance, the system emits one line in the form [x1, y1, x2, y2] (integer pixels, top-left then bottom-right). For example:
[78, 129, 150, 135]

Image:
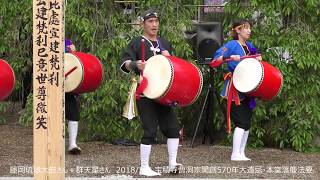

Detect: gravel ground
[0, 110, 319, 179]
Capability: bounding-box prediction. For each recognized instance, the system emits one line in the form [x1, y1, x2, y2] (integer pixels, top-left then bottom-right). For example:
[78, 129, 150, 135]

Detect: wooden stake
[33, 0, 65, 179]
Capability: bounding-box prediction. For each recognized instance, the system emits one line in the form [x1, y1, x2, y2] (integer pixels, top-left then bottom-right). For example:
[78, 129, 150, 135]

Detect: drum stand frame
[190, 68, 226, 148]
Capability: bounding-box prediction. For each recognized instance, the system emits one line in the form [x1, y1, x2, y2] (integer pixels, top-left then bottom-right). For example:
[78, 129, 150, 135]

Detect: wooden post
[33, 0, 65, 179]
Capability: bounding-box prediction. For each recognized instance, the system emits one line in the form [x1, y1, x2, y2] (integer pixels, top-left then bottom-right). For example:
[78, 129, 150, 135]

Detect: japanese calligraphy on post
[33, 0, 65, 179]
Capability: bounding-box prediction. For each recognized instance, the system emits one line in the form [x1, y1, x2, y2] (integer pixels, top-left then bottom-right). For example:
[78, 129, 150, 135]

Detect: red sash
[224, 73, 241, 133]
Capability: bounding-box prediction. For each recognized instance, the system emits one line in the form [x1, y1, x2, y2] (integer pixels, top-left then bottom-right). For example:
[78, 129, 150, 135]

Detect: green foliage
[0, 0, 33, 102]
[18, 93, 33, 127]
[63, 0, 199, 142]
[0, 103, 9, 124]
[224, 0, 320, 151]
[3, 0, 320, 151]
[16, 0, 200, 142]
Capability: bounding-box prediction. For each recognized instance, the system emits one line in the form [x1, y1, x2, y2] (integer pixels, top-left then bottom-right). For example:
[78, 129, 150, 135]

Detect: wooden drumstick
[209, 54, 261, 68]
[135, 39, 148, 99]
[65, 66, 77, 78]
[224, 54, 261, 62]
[141, 39, 145, 74]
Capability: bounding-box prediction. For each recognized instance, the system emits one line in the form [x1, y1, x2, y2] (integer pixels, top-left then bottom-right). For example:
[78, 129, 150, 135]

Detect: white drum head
[233, 58, 263, 93]
[143, 55, 172, 99]
[64, 53, 84, 92]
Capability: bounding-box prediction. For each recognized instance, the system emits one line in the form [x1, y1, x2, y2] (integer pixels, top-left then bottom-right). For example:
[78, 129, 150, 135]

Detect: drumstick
[141, 39, 145, 74]
[141, 39, 145, 61]
[65, 66, 78, 78]
[135, 39, 148, 99]
[209, 54, 262, 68]
[224, 54, 261, 62]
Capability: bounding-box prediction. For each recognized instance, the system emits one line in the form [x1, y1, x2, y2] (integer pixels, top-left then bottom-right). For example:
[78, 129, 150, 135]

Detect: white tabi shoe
[231, 153, 250, 161]
[139, 166, 161, 176]
[240, 153, 251, 161]
[139, 144, 161, 176]
[168, 163, 183, 174]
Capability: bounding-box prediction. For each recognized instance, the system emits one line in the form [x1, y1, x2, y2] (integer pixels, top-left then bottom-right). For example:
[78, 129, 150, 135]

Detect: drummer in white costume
[210, 19, 261, 161]
[120, 9, 182, 176]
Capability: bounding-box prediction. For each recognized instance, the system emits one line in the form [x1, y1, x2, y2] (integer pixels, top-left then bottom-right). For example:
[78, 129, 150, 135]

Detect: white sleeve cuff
[120, 60, 131, 74]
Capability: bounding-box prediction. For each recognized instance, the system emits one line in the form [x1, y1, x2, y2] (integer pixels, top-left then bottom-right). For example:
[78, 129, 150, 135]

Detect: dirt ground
[0, 106, 319, 179]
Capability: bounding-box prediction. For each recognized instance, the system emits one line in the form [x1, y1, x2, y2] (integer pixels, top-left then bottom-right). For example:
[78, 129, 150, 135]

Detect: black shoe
[68, 146, 81, 155]
[169, 164, 182, 174]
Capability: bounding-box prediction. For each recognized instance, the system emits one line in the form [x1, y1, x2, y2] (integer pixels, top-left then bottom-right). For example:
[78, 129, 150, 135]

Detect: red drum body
[143, 55, 203, 106]
[64, 52, 103, 94]
[233, 58, 283, 101]
[0, 59, 15, 101]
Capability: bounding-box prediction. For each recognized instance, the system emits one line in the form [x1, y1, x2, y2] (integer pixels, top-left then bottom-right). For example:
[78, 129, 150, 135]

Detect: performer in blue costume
[215, 38, 258, 101]
[211, 19, 261, 161]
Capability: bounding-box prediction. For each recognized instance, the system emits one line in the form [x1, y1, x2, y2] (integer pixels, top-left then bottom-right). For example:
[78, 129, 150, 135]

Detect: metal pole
[190, 84, 211, 148]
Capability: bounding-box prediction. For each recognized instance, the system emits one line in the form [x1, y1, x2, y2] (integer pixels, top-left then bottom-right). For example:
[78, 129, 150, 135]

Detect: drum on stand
[0, 59, 15, 101]
[64, 52, 103, 94]
[143, 55, 203, 106]
[233, 58, 283, 101]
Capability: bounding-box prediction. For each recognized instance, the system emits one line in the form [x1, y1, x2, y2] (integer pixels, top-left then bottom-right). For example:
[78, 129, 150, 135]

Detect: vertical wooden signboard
[33, 0, 65, 179]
